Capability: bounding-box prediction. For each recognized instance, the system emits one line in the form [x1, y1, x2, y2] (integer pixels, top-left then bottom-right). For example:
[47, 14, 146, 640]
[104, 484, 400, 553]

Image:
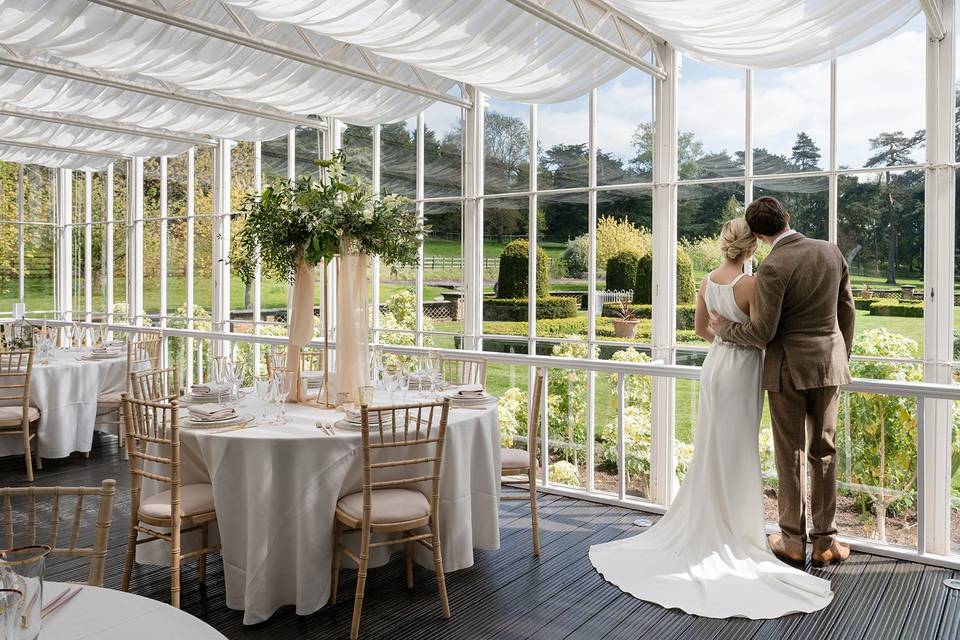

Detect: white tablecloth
[41, 581, 227, 639]
[139, 394, 502, 625]
[0, 349, 128, 459]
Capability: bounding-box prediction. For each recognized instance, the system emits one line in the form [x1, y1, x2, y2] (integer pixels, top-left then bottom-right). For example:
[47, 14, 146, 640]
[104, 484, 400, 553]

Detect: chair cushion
[337, 489, 430, 524]
[95, 392, 123, 415]
[0, 406, 40, 427]
[139, 483, 216, 520]
[501, 447, 533, 470]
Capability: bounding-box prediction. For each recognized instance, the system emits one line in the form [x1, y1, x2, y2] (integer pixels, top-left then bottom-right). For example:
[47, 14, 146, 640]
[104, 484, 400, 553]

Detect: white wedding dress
[589, 273, 834, 618]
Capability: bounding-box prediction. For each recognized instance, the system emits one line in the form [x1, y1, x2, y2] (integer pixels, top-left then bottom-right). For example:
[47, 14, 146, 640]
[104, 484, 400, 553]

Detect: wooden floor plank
[0, 435, 953, 640]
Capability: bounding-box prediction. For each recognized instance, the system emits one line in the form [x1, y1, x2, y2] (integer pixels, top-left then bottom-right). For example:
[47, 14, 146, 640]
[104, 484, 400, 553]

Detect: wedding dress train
[589, 273, 833, 618]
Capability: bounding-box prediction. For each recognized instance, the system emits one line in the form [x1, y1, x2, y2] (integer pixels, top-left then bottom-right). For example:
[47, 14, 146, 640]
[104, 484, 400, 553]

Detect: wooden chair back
[526, 369, 545, 469]
[441, 355, 487, 386]
[359, 399, 450, 519]
[130, 335, 163, 371]
[0, 349, 33, 419]
[131, 367, 180, 402]
[0, 480, 116, 586]
[264, 347, 287, 376]
[121, 394, 180, 523]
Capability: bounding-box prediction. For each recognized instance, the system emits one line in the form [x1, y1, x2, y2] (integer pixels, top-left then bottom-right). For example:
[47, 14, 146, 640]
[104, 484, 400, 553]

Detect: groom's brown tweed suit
[716, 232, 855, 554]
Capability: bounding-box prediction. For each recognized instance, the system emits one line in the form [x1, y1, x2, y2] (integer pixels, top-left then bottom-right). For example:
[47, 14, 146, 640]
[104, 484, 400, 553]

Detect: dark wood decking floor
[3, 435, 960, 640]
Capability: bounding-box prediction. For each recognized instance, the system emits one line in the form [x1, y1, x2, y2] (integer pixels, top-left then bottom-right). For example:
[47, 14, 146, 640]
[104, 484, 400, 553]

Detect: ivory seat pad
[0, 406, 40, 427]
[140, 483, 216, 519]
[337, 489, 430, 524]
[501, 447, 534, 470]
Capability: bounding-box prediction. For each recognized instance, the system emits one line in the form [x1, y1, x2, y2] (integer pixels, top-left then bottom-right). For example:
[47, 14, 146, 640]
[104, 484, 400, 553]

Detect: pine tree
[790, 132, 821, 171]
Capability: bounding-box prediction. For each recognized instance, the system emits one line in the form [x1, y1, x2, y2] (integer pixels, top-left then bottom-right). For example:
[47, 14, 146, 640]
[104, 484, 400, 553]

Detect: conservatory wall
[3, 11, 960, 567]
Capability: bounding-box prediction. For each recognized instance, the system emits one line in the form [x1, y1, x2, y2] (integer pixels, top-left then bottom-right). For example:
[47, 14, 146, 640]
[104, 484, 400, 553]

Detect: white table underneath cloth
[138, 395, 502, 625]
[0, 349, 128, 460]
[41, 581, 227, 640]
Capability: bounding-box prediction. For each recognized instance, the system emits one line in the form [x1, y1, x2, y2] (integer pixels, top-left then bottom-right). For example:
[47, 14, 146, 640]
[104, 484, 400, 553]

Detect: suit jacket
[716, 233, 855, 392]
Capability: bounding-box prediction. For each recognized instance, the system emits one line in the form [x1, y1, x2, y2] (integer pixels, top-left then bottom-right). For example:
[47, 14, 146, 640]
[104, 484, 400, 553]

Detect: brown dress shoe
[812, 541, 850, 567]
[768, 533, 805, 566]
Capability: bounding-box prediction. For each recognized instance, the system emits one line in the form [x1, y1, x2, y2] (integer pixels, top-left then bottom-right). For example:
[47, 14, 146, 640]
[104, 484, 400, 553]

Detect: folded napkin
[188, 404, 237, 421]
[191, 383, 229, 395]
[451, 384, 485, 398]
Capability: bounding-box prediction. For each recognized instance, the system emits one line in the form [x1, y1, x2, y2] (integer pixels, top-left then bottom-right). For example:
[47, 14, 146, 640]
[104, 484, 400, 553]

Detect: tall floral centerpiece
[232, 150, 422, 404]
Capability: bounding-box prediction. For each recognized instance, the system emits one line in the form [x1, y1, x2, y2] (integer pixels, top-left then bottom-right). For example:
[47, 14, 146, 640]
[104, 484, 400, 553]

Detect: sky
[425, 14, 930, 172]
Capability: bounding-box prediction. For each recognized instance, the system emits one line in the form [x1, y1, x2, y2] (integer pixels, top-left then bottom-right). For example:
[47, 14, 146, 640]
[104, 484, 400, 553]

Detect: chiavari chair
[500, 368, 545, 556]
[120, 393, 219, 608]
[331, 399, 451, 639]
[0, 479, 116, 586]
[94, 335, 163, 457]
[440, 354, 487, 386]
[0, 349, 40, 481]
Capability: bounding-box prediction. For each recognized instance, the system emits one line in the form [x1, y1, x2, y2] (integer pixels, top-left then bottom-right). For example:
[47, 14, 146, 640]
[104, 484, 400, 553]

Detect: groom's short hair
[745, 197, 789, 237]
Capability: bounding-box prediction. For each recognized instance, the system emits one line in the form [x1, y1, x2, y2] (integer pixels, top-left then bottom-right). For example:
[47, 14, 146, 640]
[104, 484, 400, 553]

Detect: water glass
[0, 545, 50, 640]
[254, 375, 273, 423]
[0, 589, 22, 640]
[272, 372, 292, 425]
[358, 385, 374, 407]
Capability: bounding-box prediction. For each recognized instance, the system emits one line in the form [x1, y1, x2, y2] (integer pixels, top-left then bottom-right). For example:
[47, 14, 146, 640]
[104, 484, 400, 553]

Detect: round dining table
[0, 347, 129, 460]
[40, 581, 226, 639]
[138, 391, 502, 625]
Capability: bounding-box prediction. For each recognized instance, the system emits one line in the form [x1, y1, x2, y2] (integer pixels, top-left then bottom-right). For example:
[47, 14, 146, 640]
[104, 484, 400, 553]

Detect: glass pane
[24, 225, 55, 314]
[294, 126, 322, 180]
[542, 346, 589, 490]
[0, 161, 17, 222]
[142, 219, 161, 317]
[341, 124, 373, 185]
[753, 64, 829, 175]
[597, 68, 653, 185]
[538, 193, 586, 340]
[381, 119, 416, 198]
[424, 101, 463, 197]
[754, 176, 829, 240]
[484, 98, 529, 194]
[24, 165, 55, 223]
[837, 388, 919, 549]
[423, 202, 462, 338]
[678, 57, 745, 179]
[838, 170, 924, 349]
[261, 134, 289, 183]
[482, 196, 528, 336]
[538, 96, 589, 190]
[837, 16, 925, 169]
[0, 222, 18, 313]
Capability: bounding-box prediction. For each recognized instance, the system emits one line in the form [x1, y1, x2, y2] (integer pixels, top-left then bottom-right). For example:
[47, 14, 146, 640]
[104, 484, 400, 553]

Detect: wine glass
[272, 371, 293, 425]
[383, 363, 400, 403]
[62, 324, 74, 349]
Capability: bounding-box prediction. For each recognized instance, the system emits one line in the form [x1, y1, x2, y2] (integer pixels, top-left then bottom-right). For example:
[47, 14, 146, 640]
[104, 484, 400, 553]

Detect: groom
[709, 196, 855, 568]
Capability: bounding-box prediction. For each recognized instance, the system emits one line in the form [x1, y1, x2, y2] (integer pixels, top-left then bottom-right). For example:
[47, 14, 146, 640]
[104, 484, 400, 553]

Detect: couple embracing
[590, 196, 855, 618]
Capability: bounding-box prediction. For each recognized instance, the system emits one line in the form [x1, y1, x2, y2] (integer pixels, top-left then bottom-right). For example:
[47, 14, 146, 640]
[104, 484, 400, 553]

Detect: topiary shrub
[868, 299, 923, 318]
[482, 296, 578, 321]
[633, 248, 696, 304]
[605, 250, 641, 293]
[854, 298, 876, 311]
[495, 240, 548, 299]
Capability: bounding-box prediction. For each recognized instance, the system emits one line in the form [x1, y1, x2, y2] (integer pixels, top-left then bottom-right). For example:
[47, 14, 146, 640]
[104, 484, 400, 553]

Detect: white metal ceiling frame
[0, 47, 327, 130]
[0, 105, 218, 147]
[88, 0, 473, 109]
[502, 0, 667, 80]
[0, 138, 128, 160]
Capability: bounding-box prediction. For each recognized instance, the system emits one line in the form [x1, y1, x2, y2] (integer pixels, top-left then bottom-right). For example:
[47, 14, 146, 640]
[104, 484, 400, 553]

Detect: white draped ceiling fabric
[0, 0, 924, 169]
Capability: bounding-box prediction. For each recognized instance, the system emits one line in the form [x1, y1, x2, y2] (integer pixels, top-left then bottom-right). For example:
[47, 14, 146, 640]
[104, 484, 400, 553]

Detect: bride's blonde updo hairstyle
[719, 218, 758, 263]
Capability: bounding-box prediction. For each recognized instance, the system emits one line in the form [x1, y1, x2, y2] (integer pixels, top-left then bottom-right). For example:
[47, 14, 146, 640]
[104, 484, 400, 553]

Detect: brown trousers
[768, 359, 839, 553]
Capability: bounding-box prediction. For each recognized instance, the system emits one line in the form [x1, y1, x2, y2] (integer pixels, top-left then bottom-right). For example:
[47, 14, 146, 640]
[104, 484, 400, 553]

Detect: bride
[589, 218, 833, 618]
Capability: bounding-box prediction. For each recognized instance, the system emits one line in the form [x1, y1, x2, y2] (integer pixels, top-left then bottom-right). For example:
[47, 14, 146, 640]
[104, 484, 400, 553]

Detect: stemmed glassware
[383, 362, 401, 403]
[254, 374, 273, 424]
[271, 371, 293, 425]
[426, 350, 444, 399]
[62, 324, 74, 349]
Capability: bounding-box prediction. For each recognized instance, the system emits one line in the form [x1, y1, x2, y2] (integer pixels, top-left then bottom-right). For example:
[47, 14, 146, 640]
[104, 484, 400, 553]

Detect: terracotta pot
[613, 319, 639, 338]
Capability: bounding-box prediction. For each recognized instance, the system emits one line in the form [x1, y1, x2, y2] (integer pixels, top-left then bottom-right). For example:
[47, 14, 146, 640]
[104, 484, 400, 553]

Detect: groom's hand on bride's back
[708, 312, 726, 335]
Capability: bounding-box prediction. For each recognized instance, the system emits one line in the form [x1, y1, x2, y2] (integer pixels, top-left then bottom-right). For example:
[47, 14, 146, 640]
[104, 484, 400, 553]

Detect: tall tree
[865, 130, 925, 284]
[790, 132, 822, 171]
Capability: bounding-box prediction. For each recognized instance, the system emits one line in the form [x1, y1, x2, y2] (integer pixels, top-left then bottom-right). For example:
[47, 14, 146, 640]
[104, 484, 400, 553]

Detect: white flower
[329, 161, 344, 180]
[362, 205, 374, 222]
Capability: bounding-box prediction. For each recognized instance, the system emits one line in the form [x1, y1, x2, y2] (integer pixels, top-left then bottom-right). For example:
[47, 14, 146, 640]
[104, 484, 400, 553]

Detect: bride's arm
[694, 277, 715, 343]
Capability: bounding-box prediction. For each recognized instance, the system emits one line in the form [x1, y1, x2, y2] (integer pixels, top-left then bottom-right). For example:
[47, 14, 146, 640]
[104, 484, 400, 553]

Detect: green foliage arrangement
[482, 296, 578, 321]
[605, 250, 641, 292]
[633, 249, 696, 304]
[561, 216, 651, 275]
[231, 150, 423, 284]
[495, 240, 548, 298]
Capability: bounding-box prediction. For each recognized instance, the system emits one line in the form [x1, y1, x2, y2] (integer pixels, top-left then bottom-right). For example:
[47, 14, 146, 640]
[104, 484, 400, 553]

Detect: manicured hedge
[868, 299, 924, 318]
[600, 303, 697, 330]
[605, 250, 641, 293]
[495, 240, 548, 298]
[482, 296, 579, 321]
[853, 298, 876, 311]
[633, 248, 696, 304]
